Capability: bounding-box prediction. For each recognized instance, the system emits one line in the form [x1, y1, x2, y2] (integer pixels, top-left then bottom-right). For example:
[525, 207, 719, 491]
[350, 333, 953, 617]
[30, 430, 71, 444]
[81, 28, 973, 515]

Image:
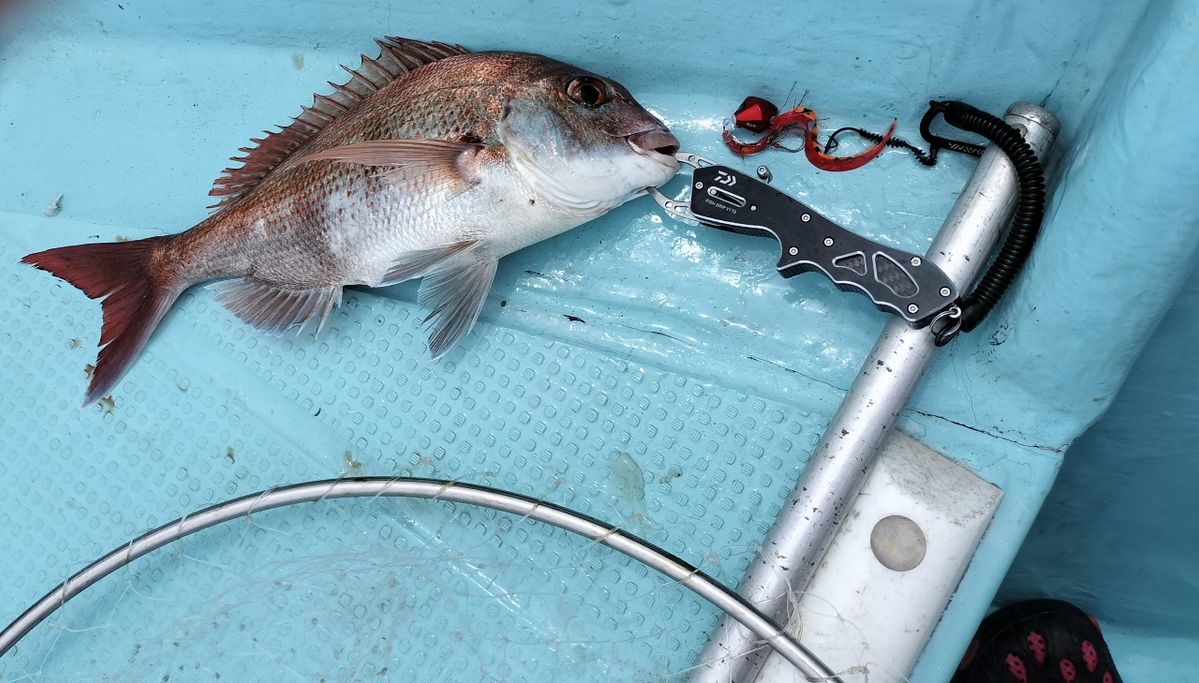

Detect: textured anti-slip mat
[0, 237, 837, 680]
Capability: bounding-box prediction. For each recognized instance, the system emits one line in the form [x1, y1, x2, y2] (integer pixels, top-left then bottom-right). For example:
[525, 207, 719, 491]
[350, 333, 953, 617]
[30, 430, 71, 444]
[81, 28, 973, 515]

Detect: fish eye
[566, 76, 608, 108]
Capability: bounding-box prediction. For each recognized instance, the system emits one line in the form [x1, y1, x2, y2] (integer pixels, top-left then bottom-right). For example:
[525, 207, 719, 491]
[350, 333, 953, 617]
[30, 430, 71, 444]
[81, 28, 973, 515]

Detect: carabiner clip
[930, 304, 963, 346]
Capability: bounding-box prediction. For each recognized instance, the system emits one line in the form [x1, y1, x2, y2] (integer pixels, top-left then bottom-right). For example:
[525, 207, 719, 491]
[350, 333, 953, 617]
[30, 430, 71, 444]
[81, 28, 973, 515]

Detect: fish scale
[22, 36, 680, 404]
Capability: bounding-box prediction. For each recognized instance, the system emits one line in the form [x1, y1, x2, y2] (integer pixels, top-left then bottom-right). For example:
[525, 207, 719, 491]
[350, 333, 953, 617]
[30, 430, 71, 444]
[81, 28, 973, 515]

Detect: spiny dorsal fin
[207, 37, 470, 210]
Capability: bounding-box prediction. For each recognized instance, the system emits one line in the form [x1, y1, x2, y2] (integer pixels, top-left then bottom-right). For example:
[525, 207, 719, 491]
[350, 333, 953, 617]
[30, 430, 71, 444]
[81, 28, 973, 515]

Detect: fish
[22, 37, 681, 405]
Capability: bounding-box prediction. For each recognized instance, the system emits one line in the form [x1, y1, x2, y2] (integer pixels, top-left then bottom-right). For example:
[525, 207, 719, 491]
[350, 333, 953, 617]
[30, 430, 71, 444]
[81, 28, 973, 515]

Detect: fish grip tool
[650, 100, 1046, 342]
[650, 157, 962, 331]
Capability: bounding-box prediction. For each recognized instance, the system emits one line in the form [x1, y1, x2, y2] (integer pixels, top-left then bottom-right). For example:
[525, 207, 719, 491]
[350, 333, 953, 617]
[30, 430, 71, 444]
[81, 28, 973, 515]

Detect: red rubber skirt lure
[724, 96, 897, 172]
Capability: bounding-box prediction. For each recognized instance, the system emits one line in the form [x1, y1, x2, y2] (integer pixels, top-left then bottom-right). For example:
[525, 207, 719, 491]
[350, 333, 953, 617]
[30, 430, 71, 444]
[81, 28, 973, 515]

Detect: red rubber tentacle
[807, 118, 897, 171]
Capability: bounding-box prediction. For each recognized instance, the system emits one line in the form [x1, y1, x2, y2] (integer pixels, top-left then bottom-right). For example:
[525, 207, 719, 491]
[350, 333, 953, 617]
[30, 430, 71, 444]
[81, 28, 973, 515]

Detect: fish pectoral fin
[379, 239, 480, 285]
[297, 139, 485, 195]
[212, 279, 343, 337]
[417, 250, 499, 360]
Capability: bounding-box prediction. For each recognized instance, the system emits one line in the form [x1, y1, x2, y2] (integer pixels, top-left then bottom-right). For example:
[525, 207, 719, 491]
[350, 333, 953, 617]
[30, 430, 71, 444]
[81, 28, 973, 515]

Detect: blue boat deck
[2, 0, 1197, 680]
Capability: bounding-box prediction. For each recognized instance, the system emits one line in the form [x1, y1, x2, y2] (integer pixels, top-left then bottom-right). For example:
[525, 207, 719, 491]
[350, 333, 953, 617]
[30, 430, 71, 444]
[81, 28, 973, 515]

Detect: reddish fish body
[23, 38, 680, 404]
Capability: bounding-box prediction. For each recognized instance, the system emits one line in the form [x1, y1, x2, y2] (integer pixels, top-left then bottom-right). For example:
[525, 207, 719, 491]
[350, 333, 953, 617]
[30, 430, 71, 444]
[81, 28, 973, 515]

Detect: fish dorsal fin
[207, 37, 470, 210]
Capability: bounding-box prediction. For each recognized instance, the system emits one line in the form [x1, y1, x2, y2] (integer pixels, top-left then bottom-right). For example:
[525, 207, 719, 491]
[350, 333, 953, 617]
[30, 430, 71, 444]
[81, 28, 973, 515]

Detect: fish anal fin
[212, 279, 343, 337]
[208, 37, 470, 211]
[417, 250, 498, 360]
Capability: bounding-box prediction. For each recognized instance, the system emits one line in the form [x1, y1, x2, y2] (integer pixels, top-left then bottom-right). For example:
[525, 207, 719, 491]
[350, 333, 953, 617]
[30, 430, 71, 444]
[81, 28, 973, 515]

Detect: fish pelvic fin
[22, 237, 183, 405]
[211, 279, 343, 337]
[379, 239, 479, 286]
[416, 248, 498, 360]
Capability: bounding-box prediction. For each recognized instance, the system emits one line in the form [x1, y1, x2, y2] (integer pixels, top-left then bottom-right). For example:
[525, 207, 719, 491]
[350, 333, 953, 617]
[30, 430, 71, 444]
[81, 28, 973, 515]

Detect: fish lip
[625, 128, 682, 165]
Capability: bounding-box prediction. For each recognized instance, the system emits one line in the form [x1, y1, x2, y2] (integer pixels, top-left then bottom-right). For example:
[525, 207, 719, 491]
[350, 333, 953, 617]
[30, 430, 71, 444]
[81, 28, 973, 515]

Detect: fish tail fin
[22, 236, 183, 405]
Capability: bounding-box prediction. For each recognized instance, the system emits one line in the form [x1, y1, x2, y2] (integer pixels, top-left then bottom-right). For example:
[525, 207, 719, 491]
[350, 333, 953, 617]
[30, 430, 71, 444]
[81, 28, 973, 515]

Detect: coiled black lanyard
[827, 101, 1047, 345]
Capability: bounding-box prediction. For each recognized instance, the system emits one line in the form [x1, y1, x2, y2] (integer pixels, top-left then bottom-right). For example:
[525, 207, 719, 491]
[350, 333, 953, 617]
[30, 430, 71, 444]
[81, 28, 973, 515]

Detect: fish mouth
[626, 128, 681, 163]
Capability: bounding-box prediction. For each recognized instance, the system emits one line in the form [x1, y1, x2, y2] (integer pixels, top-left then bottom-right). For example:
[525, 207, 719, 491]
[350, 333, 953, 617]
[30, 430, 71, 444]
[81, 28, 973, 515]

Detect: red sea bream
[22, 37, 680, 404]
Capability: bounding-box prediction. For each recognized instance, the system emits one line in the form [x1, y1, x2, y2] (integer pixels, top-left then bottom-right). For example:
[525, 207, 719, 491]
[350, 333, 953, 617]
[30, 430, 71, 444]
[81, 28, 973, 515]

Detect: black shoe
[951, 599, 1123, 683]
